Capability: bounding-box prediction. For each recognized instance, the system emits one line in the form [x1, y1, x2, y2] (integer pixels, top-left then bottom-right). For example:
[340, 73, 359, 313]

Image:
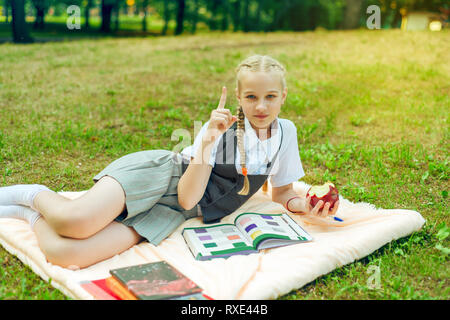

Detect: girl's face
[236, 71, 287, 139]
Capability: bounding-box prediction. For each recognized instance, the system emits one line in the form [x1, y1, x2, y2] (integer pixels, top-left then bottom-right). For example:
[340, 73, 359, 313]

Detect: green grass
[0, 29, 449, 299]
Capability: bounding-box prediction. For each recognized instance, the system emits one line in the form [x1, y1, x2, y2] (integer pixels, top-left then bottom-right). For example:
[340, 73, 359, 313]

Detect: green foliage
[434, 222, 450, 255]
[5, 0, 449, 43]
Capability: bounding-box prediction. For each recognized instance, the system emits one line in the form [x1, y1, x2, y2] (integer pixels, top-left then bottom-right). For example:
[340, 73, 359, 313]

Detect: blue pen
[330, 216, 344, 222]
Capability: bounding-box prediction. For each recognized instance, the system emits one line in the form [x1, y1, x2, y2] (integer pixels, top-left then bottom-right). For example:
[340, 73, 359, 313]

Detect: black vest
[181, 121, 284, 224]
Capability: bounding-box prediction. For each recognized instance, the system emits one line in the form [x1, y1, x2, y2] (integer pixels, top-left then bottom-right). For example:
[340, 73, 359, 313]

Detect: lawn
[0, 29, 449, 300]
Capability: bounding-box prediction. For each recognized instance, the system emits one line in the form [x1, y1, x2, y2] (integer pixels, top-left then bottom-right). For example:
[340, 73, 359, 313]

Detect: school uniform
[92, 117, 304, 245]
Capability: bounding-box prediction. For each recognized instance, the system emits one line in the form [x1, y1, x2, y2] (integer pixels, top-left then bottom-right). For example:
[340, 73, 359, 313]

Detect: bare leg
[34, 217, 142, 269]
[33, 176, 126, 239]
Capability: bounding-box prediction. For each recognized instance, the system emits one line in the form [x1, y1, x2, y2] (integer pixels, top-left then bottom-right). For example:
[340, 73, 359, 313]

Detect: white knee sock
[0, 184, 51, 211]
[0, 205, 42, 229]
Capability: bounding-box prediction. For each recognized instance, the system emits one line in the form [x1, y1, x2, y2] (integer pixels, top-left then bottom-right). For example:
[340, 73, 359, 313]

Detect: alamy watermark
[366, 265, 382, 289]
[366, 5, 381, 30]
[67, 5, 81, 30]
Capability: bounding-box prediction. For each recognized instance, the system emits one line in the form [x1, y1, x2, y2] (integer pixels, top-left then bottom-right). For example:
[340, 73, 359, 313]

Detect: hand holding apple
[305, 182, 340, 217]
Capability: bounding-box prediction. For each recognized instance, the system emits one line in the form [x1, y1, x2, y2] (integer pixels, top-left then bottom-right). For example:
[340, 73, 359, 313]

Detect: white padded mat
[0, 181, 425, 299]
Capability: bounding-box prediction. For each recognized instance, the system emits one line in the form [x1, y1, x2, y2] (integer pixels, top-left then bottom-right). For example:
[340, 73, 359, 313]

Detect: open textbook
[182, 212, 313, 260]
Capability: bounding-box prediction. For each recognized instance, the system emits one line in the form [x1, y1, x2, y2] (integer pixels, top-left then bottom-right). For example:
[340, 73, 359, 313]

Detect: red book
[105, 277, 138, 300]
[110, 261, 203, 300]
[80, 278, 120, 300]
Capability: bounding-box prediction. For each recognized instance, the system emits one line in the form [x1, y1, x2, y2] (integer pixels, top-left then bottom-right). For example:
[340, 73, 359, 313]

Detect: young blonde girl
[0, 55, 339, 269]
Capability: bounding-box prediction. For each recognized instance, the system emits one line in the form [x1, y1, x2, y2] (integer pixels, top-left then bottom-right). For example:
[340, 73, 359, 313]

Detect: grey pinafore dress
[92, 122, 284, 245]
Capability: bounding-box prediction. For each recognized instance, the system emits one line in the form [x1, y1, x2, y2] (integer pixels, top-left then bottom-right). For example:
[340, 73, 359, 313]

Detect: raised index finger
[217, 86, 227, 109]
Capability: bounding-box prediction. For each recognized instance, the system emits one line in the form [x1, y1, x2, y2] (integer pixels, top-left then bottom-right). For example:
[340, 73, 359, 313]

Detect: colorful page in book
[182, 224, 257, 261]
[234, 213, 313, 250]
[110, 261, 203, 300]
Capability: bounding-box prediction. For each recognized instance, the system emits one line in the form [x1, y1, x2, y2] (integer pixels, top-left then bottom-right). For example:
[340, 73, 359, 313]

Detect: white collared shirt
[181, 117, 305, 187]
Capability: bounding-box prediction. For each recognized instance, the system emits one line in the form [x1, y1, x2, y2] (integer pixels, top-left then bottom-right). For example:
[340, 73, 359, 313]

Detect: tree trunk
[269, 0, 290, 31]
[191, 0, 199, 34]
[308, 2, 320, 30]
[162, 0, 169, 35]
[254, 0, 262, 31]
[5, 0, 10, 23]
[231, 0, 240, 32]
[209, 0, 219, 30]
[11, 0, 33, 43]
[101, 0, 114, 33]
[33, 7, 45, 30]
[342, 0, 363, 29]
[85, 0, 92, 29]
[114, 0, 119, 31]
[142, 0, 148, 31]
[391, 8, 402, 28]
[221, 0, 229, 31]
[243, 0, 250, 32]
[174, 0, 185, 35]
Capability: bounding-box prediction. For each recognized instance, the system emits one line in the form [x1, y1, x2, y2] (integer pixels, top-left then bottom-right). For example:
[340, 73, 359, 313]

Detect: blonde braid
[237, 105, 249, 195]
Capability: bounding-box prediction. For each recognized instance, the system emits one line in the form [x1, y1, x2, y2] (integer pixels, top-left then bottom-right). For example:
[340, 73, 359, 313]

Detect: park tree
[142, 0, 149, 31]
[113, 0, 122, 31]
[101, 0, 116, 32]
[220, 0, 229, 30]
[153, 0, 186, 35]
[32, 0, 48, 29]
[206, 0, 230, 31]
[174, 0, 185, 35]
[230, 0, 240, 31]
[11, 0, 33, 43]
[317, 0, 345, 30]
[161, 0, 171, 35]
[3, 0, 11, 23]
[207, 0, 219, 30]
[84, 0, 93, 28]
[7, 0, 449, 43]
[267, 0, 291, 31]
[342, 0, 364, 29]
[253, 0, 263, 30]
[189, 0, 201, 33]
[242, 0, 249, 32]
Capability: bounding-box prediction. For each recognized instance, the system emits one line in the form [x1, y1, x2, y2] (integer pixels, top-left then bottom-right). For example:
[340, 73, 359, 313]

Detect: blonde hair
[234, 55, 287, 195]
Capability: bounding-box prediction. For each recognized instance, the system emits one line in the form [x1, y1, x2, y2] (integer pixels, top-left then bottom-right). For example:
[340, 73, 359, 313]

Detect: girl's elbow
[178, 195, 195, 211]
[182, 202, 196, 211]
[181, 202, 195, 211]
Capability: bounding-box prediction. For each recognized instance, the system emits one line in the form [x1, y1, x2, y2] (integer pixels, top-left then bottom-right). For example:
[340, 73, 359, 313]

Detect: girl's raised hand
[204, 86, 237, 143]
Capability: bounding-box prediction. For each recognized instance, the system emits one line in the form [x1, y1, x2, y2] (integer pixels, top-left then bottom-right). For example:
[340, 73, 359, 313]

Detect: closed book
[110, 261, 203, 300]
[80, 280, 119, 300]
[105, 276, 138, 300]
[91, 278, 121, 300]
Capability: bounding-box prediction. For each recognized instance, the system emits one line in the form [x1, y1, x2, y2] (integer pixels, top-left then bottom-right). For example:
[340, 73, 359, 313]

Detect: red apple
[306, 182, 339, 210]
